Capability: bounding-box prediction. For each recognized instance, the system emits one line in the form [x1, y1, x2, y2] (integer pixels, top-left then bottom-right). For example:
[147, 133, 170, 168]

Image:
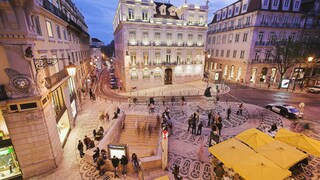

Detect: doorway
[164, 68, 172, 85]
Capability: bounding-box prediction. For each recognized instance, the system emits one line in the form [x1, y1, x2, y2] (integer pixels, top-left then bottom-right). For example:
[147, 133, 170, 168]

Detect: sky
[75, 0, 235, 44]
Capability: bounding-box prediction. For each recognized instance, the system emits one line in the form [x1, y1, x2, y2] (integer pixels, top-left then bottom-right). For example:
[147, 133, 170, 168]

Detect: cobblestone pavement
[28, 81, 320, 180]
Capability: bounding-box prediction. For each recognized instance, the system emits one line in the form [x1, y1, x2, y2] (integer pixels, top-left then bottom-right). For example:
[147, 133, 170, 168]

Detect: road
[96, 67, 319, 122]
[221, 83, 320, 122]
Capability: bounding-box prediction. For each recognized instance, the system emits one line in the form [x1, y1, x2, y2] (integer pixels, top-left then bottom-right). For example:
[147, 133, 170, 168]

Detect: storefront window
[130, 68, 138, 80]
[51, 87, 65, 117]
[0, 146, 22, 179]
[57, 111, 70, 144]
[70, 100, 77, 118]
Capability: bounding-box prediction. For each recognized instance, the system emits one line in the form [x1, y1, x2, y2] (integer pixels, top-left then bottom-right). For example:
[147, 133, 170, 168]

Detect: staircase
[119, 114, 161, 158]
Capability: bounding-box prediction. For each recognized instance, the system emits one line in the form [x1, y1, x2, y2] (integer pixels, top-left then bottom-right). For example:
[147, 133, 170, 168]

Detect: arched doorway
[164, 68, 172, 85]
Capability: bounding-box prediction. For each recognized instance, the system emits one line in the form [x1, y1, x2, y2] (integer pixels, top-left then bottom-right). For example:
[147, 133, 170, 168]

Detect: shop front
[56, 111, 71, 145]
[0, 111, 22, 179]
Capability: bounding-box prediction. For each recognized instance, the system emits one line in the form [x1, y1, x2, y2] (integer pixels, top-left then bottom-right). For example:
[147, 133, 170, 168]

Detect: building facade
[205, 0, 320, 87]
[113, 0, 208, 91]
[0, 0, 90, 178]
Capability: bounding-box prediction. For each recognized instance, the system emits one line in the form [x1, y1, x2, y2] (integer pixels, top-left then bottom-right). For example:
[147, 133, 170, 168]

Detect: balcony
[161, 61, 177, 66]
[45, 69, 68, 89]
[43, 0, 68, 22]
[128, 41, 140, 46]
[255, 41, 278, 47]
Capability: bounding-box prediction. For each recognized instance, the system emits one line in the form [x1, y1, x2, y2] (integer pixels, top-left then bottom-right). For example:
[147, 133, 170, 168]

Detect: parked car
[265, 104, 303, 119]
[307, 86, 320, 93]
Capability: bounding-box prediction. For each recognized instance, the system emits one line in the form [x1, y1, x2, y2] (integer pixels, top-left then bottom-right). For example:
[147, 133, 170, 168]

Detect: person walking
[237, 103, 244, 116]
[131, 153, 139, 177]
[93, 147, 100, 163]
[120, 155, 128, 176]
[207, 111, 212, 127]
[216, 114, 222, 135]
[192, 118, 197, 135]
[111, 156, 120, 178]
[171, 96, 175, 106]
[105, 112, 109, 122]
[227, 106, 231, 120]
[197, 121, 203, 135]
[77, 140, 84, 158]
[187, 115, 192, 132]
[181, 96, 185, 106]
[89, 89, 93, 99]
[83, 135, 91, 150]
[162, 96, 165, 106]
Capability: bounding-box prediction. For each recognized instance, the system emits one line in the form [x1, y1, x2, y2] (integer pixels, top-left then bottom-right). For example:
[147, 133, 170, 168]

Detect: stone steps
[119, 115, 160, 157]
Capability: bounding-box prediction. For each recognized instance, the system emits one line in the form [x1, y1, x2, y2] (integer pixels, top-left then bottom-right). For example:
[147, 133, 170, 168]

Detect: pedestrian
[216, 114, 222, 135]
[116, 107, 120, 114]
[89, 89, 93, 99]
[98, 126, 104, 135]
[99, 111, 105, 122]
[131, 153, 139, 177]
[187, 115, 192, 132]
[93, 129, 97, 139]
[171, 96, 175, 106]
[77, 140, 84, 158]
[112, 112, 118, 120]
[207, 111, 212, 127]
[227, 106, 231, 120]
[128, 96, 131, 107]
[181, 96, 185, 106]
[237, 103, 244, 116]
[105, 112, 109, 122]
[120, 155, 128, 176]
[83, 135, 91, 150]
[162, 96, 165, 106]
[93, 147, 100, 162]
[111, 156, 120, 178]
[214, 163, 225, 180]
[197, 121, 203, 135]
[88, 139, 95, 149]
[192, 118, 197, 135]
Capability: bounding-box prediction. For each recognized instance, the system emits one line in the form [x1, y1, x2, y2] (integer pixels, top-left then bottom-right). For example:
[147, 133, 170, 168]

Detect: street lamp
[308, 57, 314, 63]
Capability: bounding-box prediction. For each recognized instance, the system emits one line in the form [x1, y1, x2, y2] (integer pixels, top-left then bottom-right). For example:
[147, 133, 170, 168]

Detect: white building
[206, 0, 320, 85]
[113, 0, 208, 91]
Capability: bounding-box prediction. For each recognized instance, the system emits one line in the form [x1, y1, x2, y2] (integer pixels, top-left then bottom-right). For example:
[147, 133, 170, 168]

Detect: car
[307, 86, 320, 93]
[265, 104, 303, 119]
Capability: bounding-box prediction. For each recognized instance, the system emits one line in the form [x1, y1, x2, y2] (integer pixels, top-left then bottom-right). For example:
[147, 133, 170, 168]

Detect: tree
[101, 40, 115, 58]
[270, 38, 302, 89]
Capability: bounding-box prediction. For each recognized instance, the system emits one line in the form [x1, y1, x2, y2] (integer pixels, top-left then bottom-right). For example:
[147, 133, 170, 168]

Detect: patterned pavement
[28, 81, 320, 180]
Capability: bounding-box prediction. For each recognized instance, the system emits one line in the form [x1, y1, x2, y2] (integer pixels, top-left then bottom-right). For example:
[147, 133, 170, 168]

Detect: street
[221, 82, 320, 122]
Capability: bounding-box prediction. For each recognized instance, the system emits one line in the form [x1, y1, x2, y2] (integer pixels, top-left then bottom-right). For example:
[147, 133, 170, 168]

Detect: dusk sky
[75, 0, 235, 44]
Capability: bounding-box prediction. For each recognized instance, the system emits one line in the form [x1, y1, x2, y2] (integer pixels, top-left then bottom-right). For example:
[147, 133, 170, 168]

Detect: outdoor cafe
[208, 128, 320, 180]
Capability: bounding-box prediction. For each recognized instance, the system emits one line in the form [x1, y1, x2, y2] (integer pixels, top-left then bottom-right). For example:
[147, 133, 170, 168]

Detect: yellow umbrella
[275, 128, 320, 157]
[235, 128, 275, 150]
[154, 175, 170, 180]
[233, 153, 292, 180]
[256, 140, 308, 169]
[208, 138, 256, 168]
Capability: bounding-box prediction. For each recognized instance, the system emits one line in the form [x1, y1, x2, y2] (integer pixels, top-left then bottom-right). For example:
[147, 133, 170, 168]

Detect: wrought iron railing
[45, 69, 68, 89]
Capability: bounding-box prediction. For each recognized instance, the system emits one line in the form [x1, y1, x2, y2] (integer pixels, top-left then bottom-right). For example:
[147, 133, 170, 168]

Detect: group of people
[93, 126, 104, 141]
[187, 110, 203, 136]
[109, 153, 141, 178]
[77, 136, 96, 158]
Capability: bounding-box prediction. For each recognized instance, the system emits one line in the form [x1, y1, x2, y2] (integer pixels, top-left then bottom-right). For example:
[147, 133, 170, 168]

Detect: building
[91, 37, 105, 48]
[205, 0, 320, 87]
[0, 0, 91, 178]
[90, 38, 104, 71]
[113, 0, 208, 91]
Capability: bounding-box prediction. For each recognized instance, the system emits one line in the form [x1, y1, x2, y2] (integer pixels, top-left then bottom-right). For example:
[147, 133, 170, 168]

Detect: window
[128, 8, 134, 20]
[167, 33, 172, 45]
[221, 50, 224, 57]
[143, 52, 149, 65]
[233, 50, 237, 58]
[284, 0, 290, 7]
[265, 51, 271, 61]
[294, 0, 300, 9]
[226, 50, 230, 57]
[230, 65, 235, 79]
[242, 4, 247, 11]
[189, 14, 194, 24]
[224, 65, 228, 77]
[177, 52, 182, 64]
[237, 18, 242, 27]
[268, 32, 276, 42]
[228, 34, 233, 42]
[222, 11, 226, 18]
[273, 0, 279, 6]
[188, 34, 193, 45]
[271, 16, 278, 25]
[243, 33, 248, 42]
[130, 52, 136, 65]
[178, 33, 183, 45]
[155, 52, 161, 63]
[46, 20, 53, 38]
[208, 37, 212, 44]
[235, 34, 240, 42]
[258, 32, 264, 42]
[263, 0, 268, 6]
[240, 51, 245, 59]
[129, 31, 136, 41]
[235, 7, 239, 14]
[283, 16, 288, 25]
[155, 32, 160, 42]
[261, 15, 267, 24]
[228, 9, 232, 16]
[34, 15, 42, 35]
[198, 35, 203, 42]
[199, 15, 204, 25]
[56, 25, 61, 39]
[217, 36, 221, 44]
[212, 36, 216, 44]
[245, 16, 250, 26]
[254, 51, 260, 61]
[63, 28, 67, 40]
[142, 32, 149, 42]
[142, 10, 148, 21]
[166, 54, 171, 63]
[215, 50, 219, 56]
[222, 35, 226, 44]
